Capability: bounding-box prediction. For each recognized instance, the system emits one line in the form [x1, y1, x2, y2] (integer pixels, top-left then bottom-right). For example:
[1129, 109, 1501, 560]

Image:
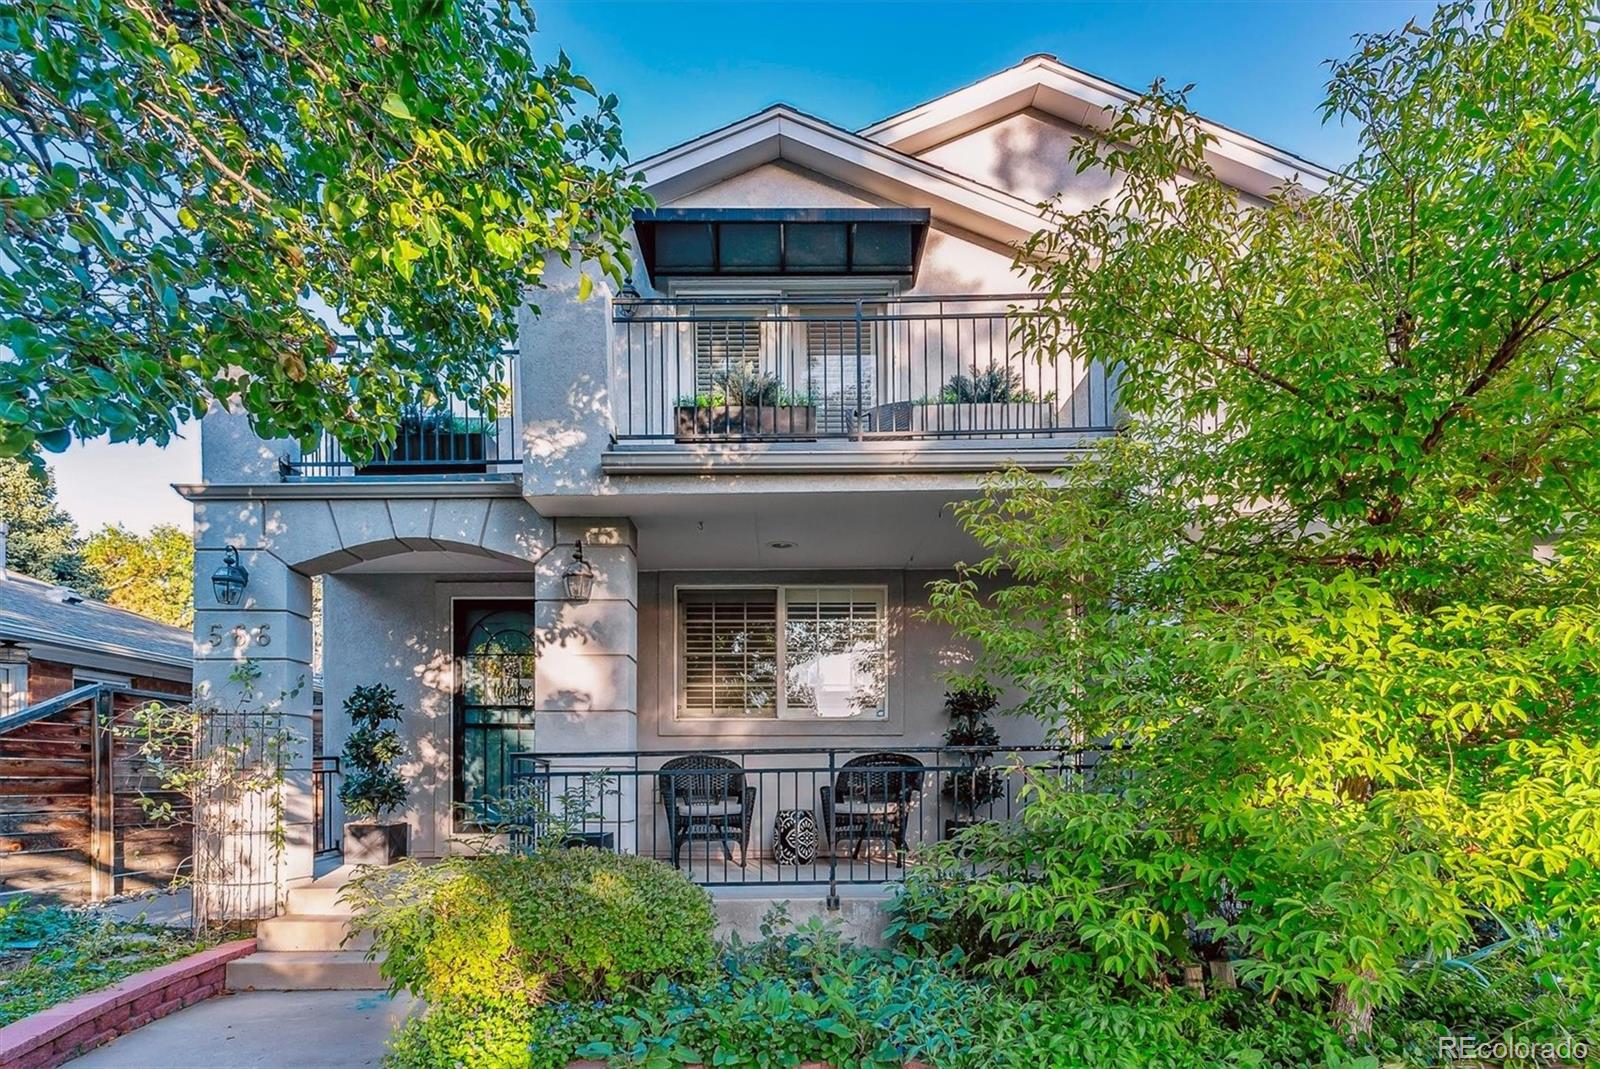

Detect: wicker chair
[658, 755, 756, 866]
[819, 752, 926, 865]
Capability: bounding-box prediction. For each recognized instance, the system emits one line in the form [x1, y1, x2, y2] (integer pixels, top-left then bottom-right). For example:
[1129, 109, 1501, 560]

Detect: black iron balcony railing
[283, 351, 519, 479]
[611, 295, 1120, 444]
[502, 744, 1106, 900]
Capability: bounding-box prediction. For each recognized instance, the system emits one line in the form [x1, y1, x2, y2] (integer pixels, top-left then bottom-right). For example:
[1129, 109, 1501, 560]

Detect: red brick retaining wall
[0, 939, 255, 1069]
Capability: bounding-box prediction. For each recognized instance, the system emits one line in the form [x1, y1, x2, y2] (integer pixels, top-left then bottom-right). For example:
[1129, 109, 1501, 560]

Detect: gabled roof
[633, 104, 1045, 245]
[0, 571, 192, 670]
[859, 54, 1336, 198]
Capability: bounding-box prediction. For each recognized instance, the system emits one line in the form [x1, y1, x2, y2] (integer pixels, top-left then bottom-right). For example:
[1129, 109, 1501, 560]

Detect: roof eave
[860, 55, 1337, 198]
[634, 106, 1045, 246]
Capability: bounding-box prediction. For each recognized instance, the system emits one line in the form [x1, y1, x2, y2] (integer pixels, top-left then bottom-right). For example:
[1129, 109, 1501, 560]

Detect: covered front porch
[496, 743, 1092, 894]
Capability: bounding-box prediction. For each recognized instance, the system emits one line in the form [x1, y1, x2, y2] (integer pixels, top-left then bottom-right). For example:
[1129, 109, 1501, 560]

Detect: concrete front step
[285, 883, 358, 915]
[225, 950, 387, 991]
[256, 914, 373, 953]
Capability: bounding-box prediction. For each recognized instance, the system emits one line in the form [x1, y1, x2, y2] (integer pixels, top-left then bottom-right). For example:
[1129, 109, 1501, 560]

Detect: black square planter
[344, 822, 409, 866]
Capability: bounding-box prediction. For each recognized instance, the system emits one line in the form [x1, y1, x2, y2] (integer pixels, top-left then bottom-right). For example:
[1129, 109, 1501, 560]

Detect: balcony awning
[632, 208, 931, 283]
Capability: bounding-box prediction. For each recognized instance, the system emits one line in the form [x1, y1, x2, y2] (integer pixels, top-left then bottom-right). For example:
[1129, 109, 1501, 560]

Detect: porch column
[193, 498, 316, 919]
[533, 519, 638, 853]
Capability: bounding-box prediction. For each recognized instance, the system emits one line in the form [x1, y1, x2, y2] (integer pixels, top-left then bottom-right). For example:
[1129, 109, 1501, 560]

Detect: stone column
[192, 498, 316, 920]
[533, 519, 638, 853]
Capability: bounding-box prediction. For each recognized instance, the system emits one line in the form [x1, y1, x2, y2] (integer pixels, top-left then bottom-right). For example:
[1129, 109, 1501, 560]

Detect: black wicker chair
[819, 752, 926, 866]
[658, 755, 756, 867]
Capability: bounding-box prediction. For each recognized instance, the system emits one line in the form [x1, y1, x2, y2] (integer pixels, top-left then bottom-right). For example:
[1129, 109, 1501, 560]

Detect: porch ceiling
[621, 489, 986, 571]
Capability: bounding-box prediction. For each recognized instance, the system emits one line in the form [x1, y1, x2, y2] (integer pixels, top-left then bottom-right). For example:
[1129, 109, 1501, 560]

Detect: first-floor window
[677, 585, 887, 721]
[0, 663, 27, 716]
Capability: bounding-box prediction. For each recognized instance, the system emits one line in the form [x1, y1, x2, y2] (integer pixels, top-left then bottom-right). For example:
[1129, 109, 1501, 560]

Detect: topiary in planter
[940, 682, 1003, 838]
[338, 683, 409, 865]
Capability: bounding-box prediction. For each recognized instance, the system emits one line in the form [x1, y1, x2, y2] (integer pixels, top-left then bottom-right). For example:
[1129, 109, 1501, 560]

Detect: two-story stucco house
[184, 55, 1331, 932]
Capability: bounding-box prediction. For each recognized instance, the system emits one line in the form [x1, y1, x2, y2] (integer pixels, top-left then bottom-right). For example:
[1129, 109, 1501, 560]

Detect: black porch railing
[611, 295, 1120, 443]
[312, 755, 340, 857]
[284, 350, 520, 479]
[504, 745, 1101, 900]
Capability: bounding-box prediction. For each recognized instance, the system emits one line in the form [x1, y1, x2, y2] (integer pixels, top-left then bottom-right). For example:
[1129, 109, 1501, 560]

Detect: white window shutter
[804, 316, 875, 433]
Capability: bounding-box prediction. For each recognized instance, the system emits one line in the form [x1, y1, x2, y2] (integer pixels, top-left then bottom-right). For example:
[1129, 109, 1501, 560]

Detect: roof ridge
[634, 101, 1040, 215]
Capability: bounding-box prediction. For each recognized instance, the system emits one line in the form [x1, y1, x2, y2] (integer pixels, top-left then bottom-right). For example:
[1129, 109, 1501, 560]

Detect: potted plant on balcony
[355, 403, 497, 475]
[338, 683, 409, 865]
[940, 682, 1003, 839]
[882, 365, 1057, 435]
[676, 364, 817, 440]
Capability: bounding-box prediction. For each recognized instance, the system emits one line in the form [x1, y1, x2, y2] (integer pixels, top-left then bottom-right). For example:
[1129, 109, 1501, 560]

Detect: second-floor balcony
[610, 295, 1120, 448]
[283, 351, 520, 480]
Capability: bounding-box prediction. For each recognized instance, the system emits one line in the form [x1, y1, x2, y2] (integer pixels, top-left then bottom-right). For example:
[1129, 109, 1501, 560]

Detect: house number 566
[206, 623, 272, 649]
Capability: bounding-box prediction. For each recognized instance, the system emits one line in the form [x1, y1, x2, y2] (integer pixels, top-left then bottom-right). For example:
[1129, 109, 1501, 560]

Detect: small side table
[772, 808, 818, 865]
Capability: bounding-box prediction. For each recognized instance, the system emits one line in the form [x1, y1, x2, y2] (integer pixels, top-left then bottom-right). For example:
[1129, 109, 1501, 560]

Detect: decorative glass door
[454, 601, 536, 826]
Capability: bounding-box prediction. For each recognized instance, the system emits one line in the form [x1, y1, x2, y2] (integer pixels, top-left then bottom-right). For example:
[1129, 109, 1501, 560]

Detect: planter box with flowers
[871, 364, 1059, 437]
[676, 364, 815, 441]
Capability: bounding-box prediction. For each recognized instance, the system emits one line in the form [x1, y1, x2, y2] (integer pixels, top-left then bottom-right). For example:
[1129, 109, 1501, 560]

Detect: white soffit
[859, 54, 1336, 198]
[635, 106, 1045, 245]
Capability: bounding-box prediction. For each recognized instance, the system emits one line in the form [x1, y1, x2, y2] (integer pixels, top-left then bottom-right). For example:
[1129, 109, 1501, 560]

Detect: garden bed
[0, 938, 254, 1068]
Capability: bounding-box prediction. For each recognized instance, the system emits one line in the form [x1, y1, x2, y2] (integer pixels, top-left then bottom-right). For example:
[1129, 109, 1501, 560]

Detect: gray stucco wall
[914, 108, 1122, 210]
[321, 573, 535, 857]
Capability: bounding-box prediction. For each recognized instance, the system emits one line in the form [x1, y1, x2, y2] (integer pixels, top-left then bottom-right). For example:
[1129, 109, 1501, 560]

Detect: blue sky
[48, 0, 1434, 536]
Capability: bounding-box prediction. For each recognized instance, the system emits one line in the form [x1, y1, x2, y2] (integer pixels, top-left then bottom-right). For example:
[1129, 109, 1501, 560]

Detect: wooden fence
[0, 686, 190, 903]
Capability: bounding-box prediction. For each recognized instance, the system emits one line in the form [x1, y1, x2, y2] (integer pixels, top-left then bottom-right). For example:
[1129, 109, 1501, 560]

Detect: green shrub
[346, 849, 715, 1006]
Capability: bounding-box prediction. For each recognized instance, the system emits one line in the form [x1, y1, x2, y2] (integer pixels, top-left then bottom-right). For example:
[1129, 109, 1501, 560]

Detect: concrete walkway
[70, 990, 417, 1068]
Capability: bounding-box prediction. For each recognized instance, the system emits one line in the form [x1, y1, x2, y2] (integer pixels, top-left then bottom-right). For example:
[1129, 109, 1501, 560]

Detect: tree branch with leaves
[0, 0, 649, 460]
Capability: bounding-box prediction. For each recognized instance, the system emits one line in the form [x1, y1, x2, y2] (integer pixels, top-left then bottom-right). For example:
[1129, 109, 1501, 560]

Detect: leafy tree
[83, 523, 193, 627]
[0, 0, 648, 460]
[0, 457, 104, 594]
[925, 0, 1600, 1035]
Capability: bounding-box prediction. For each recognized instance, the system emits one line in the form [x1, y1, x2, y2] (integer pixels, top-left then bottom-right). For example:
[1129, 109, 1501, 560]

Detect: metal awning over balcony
[633, 208, 931, 283]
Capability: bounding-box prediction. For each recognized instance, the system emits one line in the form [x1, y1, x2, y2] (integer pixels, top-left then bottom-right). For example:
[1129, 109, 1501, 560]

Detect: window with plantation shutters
[678, 589, 778, 718]
[693, 315, 765, 396]
[783, 587, 887, 719]
[676, 586, 888, 721]
[804, 313, 876, 433]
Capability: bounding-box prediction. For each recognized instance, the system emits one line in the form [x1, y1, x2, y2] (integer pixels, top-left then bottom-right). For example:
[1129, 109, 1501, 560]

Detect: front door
[453, 600, 536, 826]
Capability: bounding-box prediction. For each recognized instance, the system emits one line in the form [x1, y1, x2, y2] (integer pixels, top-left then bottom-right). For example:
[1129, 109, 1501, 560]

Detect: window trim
[673, 583, 889, 723]
[0, 663, 28, 716]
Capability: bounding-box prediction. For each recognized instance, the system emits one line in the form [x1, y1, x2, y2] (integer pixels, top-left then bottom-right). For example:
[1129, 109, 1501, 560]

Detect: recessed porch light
[766, 540, 797, 550]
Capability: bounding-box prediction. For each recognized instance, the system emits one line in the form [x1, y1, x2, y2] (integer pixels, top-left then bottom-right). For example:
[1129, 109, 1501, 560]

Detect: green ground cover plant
[0, 901, 211, 1025]
[374, 885, 1579, 1068]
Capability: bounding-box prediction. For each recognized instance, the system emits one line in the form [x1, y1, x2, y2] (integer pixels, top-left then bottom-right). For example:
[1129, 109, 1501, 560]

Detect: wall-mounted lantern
[211, 546, 250, 606]
[613, 277, 641, 321]
[563, 540, 595, 603]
